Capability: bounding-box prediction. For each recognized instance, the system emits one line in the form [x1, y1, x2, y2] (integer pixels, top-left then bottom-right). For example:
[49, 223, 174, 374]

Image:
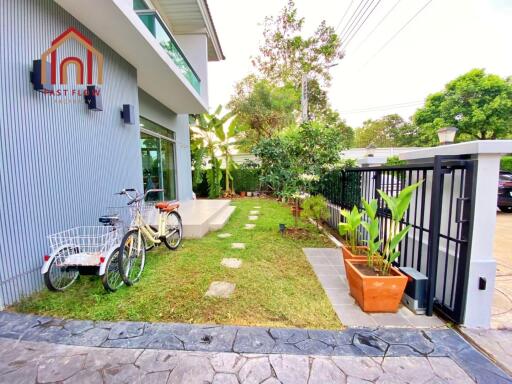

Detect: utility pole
[301, 73, 308, 123]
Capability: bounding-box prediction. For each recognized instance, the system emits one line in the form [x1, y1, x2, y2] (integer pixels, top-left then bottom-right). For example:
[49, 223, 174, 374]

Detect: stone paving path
[248, 216, 258, 221]
[0, 312, 510, 383]
[221, 258, 242, 269]
[205, 282, 236, 298]
[0, 337, 481, 384]
[218, 233, 232, 239]
[244, 224, 255, 230]
[231, 243, 246, 249]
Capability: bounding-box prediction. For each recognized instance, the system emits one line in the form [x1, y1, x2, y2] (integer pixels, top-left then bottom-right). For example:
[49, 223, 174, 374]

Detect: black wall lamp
[30, 60, 53, 92]
[84, 85, 102, 111]
[120, 104, 135, 124]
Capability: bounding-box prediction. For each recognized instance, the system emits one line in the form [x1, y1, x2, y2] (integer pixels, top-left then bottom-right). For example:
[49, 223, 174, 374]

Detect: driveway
[492, 212, 512, 329]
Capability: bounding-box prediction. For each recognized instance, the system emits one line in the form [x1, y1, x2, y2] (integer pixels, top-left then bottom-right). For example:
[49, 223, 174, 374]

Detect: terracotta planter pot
[239, 191, 246, 197]
[340, 244, 368, 261]
[344, 259, 407, 313]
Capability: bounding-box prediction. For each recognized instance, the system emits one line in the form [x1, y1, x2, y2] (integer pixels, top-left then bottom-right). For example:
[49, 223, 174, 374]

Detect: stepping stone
[244, 224, 256, 230]
[231, 243, 246, 249]
[205, 281, 236, 298]
[253, 206, 261, 209]
[221, 258, 242, 269]
[249, 210, 260, 215]
[218, 233, 232, 239]
[248, 216, 258, 221]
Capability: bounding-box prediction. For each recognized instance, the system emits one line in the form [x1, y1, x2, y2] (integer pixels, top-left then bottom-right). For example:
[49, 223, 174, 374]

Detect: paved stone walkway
[248, 216, 258, 221]
[221, 258, 242, 269]
[0, 337, 481, 384]
[231, 243, 246, 249]
[0, 312, 510, 383]
[205, 282, 236, 298]
[244, 224, 255, 230]
[218, 233, 232, 239]
[304, 248, 445, 328]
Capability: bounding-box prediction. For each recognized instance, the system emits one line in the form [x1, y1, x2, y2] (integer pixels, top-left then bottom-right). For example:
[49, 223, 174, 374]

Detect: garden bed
[12, 198, 340, 329]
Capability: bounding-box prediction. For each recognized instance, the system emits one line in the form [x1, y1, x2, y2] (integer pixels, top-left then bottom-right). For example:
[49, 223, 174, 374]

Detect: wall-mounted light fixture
[30, 60, 53, 93]
[437, 127, 458, 145]
[120, 104, 135, 124]
[84, 85, 102, 111]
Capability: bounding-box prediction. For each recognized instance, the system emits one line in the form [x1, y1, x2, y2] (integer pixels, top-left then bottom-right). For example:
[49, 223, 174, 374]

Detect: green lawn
[13, 198, 341, 329]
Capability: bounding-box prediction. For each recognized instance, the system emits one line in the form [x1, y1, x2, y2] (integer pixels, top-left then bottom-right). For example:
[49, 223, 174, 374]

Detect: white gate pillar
[400, 140, 512, 328]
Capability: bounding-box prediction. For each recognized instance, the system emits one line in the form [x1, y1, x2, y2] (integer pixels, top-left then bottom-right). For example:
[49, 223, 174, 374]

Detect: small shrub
[501, 156, 512, 172]
[303, 195, 330, 229]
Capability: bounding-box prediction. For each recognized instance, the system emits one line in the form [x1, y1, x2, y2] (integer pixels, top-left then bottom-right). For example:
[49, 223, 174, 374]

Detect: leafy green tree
[253, 121, 349, 195]
[354, 114, 418, 148]
[414, 69, 512, 145]
[191, 106, 235, 198]
[228, 76, 299, 146]
[253, 0, 343, 88]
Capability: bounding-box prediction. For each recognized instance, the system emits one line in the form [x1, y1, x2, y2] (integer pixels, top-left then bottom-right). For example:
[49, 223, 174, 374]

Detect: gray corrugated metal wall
[0, 0, 143, 306]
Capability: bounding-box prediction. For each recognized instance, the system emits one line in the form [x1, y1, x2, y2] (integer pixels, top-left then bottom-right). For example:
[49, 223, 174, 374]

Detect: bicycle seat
[99, 215, 120, 225]
[155, 202, 180, 212]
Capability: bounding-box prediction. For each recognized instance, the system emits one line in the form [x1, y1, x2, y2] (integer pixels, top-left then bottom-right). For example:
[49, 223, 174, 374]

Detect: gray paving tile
[333, 304, 378, 327]
[325, 288, 355, 305]
[317, 273, 345, 289]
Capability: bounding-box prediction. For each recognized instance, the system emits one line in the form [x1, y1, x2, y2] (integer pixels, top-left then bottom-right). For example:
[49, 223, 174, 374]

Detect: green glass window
[135, 11, 201, 93]
[133, 0, 149, 10]
[140, 118, 177, 201]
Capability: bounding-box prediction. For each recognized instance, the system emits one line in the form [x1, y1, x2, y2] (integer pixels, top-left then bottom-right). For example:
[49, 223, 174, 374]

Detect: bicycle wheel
[43, 247, 79, 291]
[163, 211, 183, 250]
[102, 248, 124, 292]
[118, 229, 146, 286]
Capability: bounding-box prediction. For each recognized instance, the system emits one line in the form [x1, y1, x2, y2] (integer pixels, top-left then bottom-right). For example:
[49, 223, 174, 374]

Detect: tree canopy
[414, 69, 512, 145]
[354, 114, 418, 148]
[253, 0, 344, 88]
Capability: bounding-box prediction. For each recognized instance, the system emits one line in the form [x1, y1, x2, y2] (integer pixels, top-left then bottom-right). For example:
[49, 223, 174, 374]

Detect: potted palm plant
[345, 181, 422, 312]
[338, 206, 366, 260]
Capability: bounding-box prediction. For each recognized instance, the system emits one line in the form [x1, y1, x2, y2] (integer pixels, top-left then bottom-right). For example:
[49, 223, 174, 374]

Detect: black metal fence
[318, 156, 476, 323]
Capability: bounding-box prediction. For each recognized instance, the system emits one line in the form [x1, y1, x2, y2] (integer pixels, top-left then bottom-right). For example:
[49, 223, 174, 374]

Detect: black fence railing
[318, 156, 476, 324]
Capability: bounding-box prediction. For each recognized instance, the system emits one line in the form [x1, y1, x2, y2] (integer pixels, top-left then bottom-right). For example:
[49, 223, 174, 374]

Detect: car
[498, 171, 512, 213]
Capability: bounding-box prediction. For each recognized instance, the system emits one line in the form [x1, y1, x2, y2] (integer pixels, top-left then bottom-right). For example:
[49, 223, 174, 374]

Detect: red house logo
[41, 27, 103, 85]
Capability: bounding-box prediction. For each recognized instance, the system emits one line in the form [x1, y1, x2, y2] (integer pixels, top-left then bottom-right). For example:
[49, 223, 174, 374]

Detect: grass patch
[12, 198, 341, 329]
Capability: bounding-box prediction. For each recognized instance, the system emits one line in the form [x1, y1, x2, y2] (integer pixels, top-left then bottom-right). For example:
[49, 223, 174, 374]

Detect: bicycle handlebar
[115, 188, 164, 205]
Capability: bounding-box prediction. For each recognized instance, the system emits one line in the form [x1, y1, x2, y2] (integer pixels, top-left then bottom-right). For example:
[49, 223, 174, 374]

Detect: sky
[207, 0, 512, 128]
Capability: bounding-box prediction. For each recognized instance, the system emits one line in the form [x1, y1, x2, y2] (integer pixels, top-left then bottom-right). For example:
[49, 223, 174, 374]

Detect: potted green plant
[345, 181, 422, 313]
[338, 206, 366, 260]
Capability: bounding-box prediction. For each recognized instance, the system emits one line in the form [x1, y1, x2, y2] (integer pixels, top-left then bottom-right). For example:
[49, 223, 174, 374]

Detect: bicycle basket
[48, 226, 120, 256]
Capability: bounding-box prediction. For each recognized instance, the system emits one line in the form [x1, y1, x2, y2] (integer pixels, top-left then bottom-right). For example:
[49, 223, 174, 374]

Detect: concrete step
[209, 205, 236, 231]
[178, 199, 233, 238]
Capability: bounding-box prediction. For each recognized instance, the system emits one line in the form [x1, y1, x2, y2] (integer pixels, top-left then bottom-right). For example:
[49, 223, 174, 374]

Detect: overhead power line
[340, 0, 378, 43]
[342, 0, 383, 49]
[362, 0, 434, 66]
[335, 0, 355, 31]
[337, 0, 369, 36]
[350, 0, 402, 54]
[339, 100, 423, 114]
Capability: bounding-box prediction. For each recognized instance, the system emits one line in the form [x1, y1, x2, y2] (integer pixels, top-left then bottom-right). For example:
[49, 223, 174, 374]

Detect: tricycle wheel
[102, 248, 124, 292]
[43, 248, 79, 291]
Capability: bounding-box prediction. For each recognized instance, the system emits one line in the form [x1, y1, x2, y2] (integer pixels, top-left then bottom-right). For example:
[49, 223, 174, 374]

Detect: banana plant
[361, 198, 381, 269]
[377, 180, 423, 274]
[339, 205, 362, 253]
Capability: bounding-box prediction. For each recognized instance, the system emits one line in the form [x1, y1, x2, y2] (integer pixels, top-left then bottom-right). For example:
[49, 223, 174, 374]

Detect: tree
[253, 120, 350, 195]
[228, 76, 299, 146]
[414, 69, 512, 145]
[191, 106, 238, 198]
[251, 0, 343, 114]
[354, 114, 418, 148]
[253, 0, 343, 88]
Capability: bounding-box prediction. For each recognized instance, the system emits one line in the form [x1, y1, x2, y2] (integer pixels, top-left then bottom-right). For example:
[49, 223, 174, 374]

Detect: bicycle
[116, 188, 183, 286]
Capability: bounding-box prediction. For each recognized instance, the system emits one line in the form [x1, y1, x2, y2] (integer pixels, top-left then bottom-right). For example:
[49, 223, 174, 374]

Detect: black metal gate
[319, 155, 476, 324]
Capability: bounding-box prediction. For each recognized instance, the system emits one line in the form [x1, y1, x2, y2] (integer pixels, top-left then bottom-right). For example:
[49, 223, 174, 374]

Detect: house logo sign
[42, 27, 103, 86]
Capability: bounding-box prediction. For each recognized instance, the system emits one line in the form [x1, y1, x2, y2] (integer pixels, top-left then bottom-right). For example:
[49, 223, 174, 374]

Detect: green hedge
[193, 168, 261, 197]
[501, 156, 512, 172]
